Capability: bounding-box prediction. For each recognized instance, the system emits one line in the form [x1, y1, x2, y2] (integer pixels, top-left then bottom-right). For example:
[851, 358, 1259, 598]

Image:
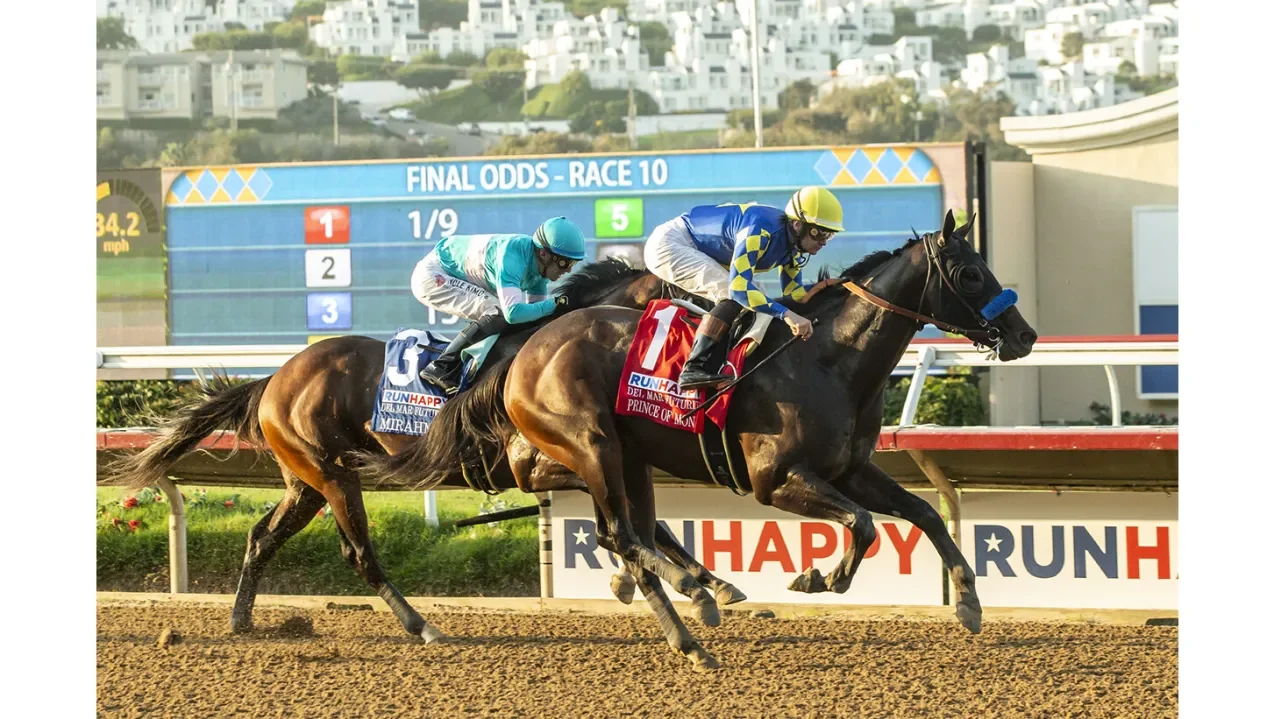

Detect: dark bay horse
[102, 258, 746, 641]
[359, 212, 1038, 669]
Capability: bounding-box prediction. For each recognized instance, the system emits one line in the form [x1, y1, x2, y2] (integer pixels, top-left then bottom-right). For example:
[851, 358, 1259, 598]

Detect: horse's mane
[780, 236, 926, 314]
[554, 257, 644, 306]
[839, 235, 926, 282]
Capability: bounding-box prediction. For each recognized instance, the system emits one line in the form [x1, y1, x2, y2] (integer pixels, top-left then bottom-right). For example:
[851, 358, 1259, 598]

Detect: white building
[628, 0, 714, 23]
[102, 0, 294, 53]
[309, 0, 418, 57]
[218, 0, 298, 30]
[1158, 36, 1178, 75]
[818, 35, 942, 101]
[524, 8, 649, 89]
[986, 0, 1047, 41]
[960, 43, 1040, 109]
[404, 0, 572, 61]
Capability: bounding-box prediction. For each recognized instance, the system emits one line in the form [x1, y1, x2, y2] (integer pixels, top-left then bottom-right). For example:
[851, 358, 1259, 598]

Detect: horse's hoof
[828, 573, 854, 594]
[610, 572, 636, 605]
[787, 568, 827, 594]
[955, 602, 983, 634]
[689, 645, 721, 672]
[420, 624, 446, 644]
[714, 583, 748, 606]
[692, 594, 721, 628]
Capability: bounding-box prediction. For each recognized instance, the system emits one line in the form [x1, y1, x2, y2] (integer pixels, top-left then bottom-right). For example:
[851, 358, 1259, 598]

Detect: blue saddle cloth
[371, 328, 480, 436]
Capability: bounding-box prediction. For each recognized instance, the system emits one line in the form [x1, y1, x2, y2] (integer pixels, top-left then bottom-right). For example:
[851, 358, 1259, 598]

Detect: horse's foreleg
[836, 461, 982, 634]
[764, 463, 878, 596]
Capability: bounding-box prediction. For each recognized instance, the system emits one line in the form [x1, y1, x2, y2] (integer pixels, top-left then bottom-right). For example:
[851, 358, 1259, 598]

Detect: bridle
[840, 229, 1009, 358]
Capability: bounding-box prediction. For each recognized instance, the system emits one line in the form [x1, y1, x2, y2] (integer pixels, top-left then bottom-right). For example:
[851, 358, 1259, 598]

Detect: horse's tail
[355, 354, 517, 491]
[101, 371, 271, 491]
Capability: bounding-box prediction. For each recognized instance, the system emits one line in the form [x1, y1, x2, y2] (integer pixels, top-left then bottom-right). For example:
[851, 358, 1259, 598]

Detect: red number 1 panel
[304, 205, 350, 244]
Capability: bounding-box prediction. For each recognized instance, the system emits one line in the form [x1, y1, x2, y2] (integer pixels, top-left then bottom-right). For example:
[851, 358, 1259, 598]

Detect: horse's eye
[955, 266, 984, 294]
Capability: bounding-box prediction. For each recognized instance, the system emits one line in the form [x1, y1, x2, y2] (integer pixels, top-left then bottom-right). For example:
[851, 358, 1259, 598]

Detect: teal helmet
[534, 216, 587, 261]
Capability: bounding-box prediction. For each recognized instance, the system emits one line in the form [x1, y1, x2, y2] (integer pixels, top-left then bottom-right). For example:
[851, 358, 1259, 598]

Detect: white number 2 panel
[305, 248, 352, 288]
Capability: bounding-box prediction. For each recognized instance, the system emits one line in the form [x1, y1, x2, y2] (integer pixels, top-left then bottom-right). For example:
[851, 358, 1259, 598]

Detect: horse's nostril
[1019, 329, 1038, 346]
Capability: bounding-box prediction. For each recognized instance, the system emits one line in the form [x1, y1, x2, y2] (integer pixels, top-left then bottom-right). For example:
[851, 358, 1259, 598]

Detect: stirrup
[419, 363, 461, 396]
[677, 365, 731, 391]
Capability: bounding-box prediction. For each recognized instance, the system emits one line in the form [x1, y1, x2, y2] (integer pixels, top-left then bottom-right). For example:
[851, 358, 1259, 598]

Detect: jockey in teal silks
[410, 216, 587, 395]
[641, 187, 845, 390]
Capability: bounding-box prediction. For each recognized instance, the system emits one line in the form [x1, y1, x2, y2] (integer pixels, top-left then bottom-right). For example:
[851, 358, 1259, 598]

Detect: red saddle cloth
[614, 299, 755, 435]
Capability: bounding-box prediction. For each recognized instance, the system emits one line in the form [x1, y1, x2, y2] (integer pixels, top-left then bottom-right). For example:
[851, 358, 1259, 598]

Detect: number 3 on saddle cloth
[615, 299, 759, 495]
[371, 328, 494, 437]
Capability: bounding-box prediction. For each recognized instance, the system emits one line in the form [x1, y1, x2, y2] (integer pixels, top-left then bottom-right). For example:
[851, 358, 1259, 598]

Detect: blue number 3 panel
[306, 292, 353, 330]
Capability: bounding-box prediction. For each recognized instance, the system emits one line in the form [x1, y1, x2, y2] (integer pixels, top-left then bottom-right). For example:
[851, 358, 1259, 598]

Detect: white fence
[98, 336, 1179, 428]
[96, 336, 1178, 597]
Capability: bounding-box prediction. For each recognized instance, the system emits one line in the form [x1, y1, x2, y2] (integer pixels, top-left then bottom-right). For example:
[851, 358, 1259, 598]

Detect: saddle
[667, 299, 768, 497]
[668, 299, 773, 359]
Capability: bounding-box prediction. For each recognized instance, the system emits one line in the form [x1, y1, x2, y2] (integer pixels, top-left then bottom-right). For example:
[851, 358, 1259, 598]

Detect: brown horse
[359, 212, 1039, 669]
[102, 258, 747, 641]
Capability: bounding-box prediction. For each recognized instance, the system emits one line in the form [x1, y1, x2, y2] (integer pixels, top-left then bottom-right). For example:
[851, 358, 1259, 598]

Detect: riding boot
[677, 300, 743, 391]
[420, 313, 508, 395]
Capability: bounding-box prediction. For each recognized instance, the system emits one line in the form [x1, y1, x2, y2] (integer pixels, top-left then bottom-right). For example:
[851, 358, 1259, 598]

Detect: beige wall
[987, 161, 1042, 426]
[1029, 131, 1178, 422]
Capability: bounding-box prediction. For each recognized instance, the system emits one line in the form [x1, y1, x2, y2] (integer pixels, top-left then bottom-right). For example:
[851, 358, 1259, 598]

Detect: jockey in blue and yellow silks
[642, 187, 845, 390]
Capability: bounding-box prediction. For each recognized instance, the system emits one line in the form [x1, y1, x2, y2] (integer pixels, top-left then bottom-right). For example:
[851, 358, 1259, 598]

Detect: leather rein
[837, 231, 1004, 354]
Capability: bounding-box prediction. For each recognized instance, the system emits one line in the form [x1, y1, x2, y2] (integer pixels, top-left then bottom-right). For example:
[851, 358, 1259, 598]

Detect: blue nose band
[980, 289, 1018, 321]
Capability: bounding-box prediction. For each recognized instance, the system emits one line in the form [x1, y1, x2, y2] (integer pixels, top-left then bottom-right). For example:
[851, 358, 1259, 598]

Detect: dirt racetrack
[98, 602, 1177, 718]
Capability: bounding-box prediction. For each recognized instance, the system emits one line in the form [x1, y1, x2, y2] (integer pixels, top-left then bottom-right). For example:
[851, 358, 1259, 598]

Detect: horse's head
[917, 210, 1037, 361]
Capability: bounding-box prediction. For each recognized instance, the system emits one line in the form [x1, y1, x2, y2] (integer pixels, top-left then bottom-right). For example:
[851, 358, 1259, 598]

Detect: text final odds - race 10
[155, 144, 970, 355]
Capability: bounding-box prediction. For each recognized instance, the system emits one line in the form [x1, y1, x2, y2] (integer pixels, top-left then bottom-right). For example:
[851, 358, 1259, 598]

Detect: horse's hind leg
[321, 465, 444, 642]
[837, 461, 982, 634]
[589, 492, 737, 623]
[261, 423, 440, 642]
[230, 473, 327, 633]
[652, 522, 747, 609]
[764, 463, 878, 596]
[622, 452, 719, 670]
[609, 532, 749, 611]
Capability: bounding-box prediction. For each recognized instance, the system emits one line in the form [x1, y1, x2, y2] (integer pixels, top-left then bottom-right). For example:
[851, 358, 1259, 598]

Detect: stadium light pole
[750, 4, 764, 148]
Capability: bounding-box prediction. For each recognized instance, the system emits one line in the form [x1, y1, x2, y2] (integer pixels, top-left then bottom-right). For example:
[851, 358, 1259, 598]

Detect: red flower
[224, 500, 235, 508]
[128, 519, 140, 532]
[123, 497, 139, 509]
[316, 509, 325, 518]
[111, 518, 121, 527]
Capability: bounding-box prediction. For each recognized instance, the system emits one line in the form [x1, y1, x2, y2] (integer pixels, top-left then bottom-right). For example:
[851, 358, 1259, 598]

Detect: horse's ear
[942, 209, 956, 240]
[957, 212, 976, 237]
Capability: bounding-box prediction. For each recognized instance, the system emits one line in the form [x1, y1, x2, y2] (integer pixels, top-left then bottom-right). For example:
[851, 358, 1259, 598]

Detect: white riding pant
[410, 252, 500, 322]
[642, 216, 731, 304]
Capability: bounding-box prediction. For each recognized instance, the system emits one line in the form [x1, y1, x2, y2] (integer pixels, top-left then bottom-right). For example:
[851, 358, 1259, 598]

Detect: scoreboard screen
[159, 144, 972, 347]
[97, 168, 167, 378]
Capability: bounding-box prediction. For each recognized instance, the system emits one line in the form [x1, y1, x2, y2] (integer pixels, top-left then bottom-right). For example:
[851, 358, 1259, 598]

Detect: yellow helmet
[785, 186, 844, 233]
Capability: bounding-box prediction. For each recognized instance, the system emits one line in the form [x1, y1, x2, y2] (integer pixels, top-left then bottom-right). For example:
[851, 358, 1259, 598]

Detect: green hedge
[99, 374, 991, 430]
[882, 369, 986, 426]
[97, 380, 203, 428]
[97, 488, 538, 595]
